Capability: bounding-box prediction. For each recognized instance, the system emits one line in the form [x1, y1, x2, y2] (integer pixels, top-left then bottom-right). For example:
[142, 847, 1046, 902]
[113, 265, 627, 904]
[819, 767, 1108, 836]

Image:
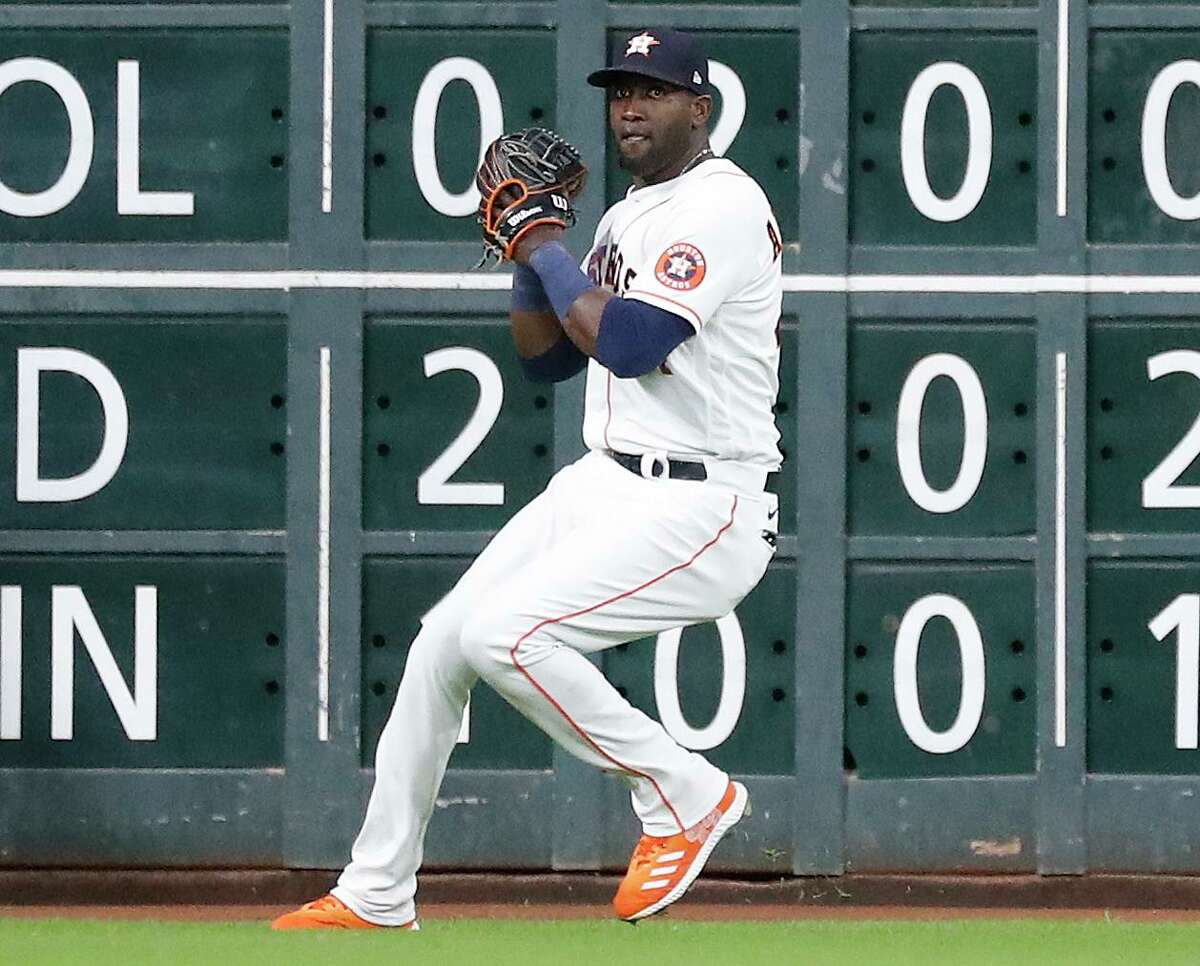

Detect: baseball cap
[587, 28, 711, 96]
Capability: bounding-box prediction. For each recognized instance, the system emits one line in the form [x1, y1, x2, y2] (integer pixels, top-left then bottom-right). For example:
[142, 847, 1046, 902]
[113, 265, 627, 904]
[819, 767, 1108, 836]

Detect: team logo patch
[654, 243, 707, 291]
[626, 32, 660, 57]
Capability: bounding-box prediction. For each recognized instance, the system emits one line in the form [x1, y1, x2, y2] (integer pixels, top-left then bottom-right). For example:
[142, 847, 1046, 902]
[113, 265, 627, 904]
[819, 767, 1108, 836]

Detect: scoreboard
[3, 0, 1200, 877]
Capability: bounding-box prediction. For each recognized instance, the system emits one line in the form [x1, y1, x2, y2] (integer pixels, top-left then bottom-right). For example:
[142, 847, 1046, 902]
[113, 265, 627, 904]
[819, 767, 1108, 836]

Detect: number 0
[654, 613, 745, 751]
[1142, 61, 1200, 222]
[411, 57, 504, 217]
[893, 594, 986, 755]
[900, 62, 993, 223]
[896, 354, 989, 514]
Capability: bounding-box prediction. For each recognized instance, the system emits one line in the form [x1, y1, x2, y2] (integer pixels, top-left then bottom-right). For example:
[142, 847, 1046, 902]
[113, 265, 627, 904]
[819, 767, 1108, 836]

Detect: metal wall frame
[3, 0, 1200, 876]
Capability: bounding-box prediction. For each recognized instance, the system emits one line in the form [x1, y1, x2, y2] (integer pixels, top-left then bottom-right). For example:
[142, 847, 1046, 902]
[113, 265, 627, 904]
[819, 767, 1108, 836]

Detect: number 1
[1149, 593, 1200, 750]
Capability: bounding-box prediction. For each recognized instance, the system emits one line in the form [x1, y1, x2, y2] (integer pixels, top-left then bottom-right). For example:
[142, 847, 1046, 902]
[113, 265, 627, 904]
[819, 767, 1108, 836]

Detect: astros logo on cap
[626, 32, 660, 57]
[655, 243, 706, 291]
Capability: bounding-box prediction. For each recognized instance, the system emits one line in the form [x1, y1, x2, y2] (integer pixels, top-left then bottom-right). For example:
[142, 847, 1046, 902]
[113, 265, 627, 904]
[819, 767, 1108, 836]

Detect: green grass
[5, 916, 1200, 966]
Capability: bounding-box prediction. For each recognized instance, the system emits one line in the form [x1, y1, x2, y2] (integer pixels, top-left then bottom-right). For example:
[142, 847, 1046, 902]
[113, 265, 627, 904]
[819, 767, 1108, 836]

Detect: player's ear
[692, 94, 713, 129]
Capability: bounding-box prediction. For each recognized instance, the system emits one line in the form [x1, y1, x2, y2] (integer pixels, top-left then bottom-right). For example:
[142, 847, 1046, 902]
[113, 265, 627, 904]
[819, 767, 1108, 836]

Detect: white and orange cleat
[612, 780, 749, 922]
[270, 894, 419, 931]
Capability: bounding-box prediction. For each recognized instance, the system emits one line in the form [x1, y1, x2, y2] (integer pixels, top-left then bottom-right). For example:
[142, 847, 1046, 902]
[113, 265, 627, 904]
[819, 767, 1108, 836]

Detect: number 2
[417, 347, 505, 506]
[1142, 350, 1200, 509]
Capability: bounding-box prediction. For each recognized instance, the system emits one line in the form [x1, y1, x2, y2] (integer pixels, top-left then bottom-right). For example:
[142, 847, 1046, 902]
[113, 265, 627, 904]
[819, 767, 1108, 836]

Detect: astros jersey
[582, 157, 784, 469]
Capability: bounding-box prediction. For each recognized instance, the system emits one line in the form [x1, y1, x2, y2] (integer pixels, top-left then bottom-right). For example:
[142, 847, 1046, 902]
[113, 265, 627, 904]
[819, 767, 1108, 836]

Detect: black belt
[607, 450, 707, 481]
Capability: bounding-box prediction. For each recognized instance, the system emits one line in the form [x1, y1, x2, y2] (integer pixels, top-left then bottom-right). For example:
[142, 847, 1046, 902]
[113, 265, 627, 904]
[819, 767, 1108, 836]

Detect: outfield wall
[3, 0, 1200, 875]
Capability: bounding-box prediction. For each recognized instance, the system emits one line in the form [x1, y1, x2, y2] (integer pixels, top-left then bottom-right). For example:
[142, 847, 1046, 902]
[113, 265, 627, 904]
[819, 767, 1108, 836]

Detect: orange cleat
[612, 780, 749, 922]
[270, 894, 419, 931]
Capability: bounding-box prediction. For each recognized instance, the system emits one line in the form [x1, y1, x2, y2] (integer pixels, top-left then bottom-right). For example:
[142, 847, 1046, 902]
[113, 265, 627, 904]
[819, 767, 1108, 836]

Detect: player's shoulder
[678, 158, 772, 211]
[686, 159, 768, 195]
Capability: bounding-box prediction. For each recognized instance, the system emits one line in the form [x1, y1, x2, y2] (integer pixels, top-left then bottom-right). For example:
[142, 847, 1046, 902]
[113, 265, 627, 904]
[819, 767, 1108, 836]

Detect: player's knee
[406, 612, 476, 687]
[458, 604, 512, 676]
[459, 590, 549, 677]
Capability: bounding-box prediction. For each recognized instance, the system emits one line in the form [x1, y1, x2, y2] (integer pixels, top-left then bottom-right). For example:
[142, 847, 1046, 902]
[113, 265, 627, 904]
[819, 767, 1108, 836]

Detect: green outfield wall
[3, 0, 1200, 877]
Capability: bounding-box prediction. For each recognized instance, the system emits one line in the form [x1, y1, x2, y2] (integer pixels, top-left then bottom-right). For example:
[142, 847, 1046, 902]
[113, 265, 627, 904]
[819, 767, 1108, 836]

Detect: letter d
[16, 348, 128, 502]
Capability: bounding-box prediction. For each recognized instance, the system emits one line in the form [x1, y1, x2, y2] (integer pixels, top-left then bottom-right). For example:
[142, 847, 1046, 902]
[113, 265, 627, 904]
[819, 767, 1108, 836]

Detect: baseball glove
[475, 127, 588, 265]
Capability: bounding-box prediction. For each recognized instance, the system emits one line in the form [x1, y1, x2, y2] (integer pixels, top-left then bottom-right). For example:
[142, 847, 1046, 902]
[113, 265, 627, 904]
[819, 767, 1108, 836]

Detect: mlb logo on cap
[587, 28, 711, 96]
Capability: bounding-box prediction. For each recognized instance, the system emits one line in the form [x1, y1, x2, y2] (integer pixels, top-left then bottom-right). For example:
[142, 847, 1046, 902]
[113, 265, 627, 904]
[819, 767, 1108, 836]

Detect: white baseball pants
[334, 449, 777, 925]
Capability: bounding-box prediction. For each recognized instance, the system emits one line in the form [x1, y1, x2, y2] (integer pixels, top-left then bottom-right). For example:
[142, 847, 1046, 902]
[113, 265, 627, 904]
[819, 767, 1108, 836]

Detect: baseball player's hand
[511, 224, 566, 265]
[475, 127, 587, 265]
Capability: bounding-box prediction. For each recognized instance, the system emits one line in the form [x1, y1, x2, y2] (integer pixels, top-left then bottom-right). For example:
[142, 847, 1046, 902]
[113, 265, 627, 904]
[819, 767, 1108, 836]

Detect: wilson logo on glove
[506, 205, 547, 227]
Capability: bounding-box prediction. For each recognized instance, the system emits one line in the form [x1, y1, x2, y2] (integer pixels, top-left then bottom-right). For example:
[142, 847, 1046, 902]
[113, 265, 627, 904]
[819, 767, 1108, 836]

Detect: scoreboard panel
[850, 31, 1038, 247]
[1089, 31, 1200, 244]
[365, 29, 558, 242]
[0, 317, 287, 530]
[0, 30, 287, 242]
[845, 563, 1036, 779]
[602, 562, 798, 777]
[0, 555, 285, 769]
[1088, 320, 1200, 534]
[847, 320, 1037, 537]
[1088, 562, 1200, 775]
[362, 318, 557, 532]
[361, 556, 553, 771]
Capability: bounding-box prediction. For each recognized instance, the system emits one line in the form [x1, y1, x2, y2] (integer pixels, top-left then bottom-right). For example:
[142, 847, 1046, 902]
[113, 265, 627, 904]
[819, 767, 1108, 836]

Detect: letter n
[51, 586, 157, 740]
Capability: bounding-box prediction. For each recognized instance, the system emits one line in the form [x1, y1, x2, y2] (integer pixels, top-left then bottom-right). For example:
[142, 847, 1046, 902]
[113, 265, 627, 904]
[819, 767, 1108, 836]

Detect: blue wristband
[528, 242, 595, 321]
[511, 263, 553, 314]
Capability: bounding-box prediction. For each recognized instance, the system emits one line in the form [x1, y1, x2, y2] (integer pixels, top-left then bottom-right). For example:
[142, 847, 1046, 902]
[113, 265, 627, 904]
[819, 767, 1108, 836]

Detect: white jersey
[581, 157, 783, 470]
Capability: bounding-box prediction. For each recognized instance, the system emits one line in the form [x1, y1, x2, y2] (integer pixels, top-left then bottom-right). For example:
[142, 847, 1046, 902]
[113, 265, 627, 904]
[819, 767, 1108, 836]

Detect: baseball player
[273, 27, 783, 930]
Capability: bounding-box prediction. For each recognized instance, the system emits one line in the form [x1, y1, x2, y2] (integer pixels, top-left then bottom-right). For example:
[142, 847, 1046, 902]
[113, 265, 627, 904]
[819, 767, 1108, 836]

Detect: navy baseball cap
[587, 28, 711, 96]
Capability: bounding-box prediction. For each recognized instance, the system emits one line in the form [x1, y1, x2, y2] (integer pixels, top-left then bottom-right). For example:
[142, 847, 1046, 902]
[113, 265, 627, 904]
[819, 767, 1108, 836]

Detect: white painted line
[1055, 351, 1068, 748]
[790, 274, 1200, 294]
[1057, 0, 1069, 217]
[318, 346, 332, 742]
[8, 270, 1200, 294]
[1, 587, 21, 740]
[0, 271, 513, 291]
[321, 0, 334, 213]
[842, 275, 1047, 294]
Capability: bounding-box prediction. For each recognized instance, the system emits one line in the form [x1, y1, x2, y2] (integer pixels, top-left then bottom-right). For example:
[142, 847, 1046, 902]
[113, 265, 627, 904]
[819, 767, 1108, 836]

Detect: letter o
[893, 594, 986, 755]
[896, 353, 989, 514]
[0, 58, 93, 217]
[900, 62, 993, 223]
[1142, 60, 1200, 221]
[411, 57, 504, 217]
[654, 613, 746, 751]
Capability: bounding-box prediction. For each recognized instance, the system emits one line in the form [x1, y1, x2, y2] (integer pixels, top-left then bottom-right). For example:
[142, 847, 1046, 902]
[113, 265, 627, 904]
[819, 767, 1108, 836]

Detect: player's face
[607, 77, 705, 183]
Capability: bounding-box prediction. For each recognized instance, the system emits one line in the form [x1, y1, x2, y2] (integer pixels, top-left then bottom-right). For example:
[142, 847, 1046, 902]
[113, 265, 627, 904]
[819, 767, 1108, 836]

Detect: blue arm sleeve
[593, 298, 696, 378]
[519, 334, 589, 384]
[510, 263, 553, 314]
[528, 242, 596, 321]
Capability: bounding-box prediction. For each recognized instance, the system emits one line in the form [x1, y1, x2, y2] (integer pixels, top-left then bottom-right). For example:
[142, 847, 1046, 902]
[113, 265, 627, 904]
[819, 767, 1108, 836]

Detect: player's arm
[515, 226, 695, 378]
[509, 263, 588, 383]
[474, 129, 591, 383]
